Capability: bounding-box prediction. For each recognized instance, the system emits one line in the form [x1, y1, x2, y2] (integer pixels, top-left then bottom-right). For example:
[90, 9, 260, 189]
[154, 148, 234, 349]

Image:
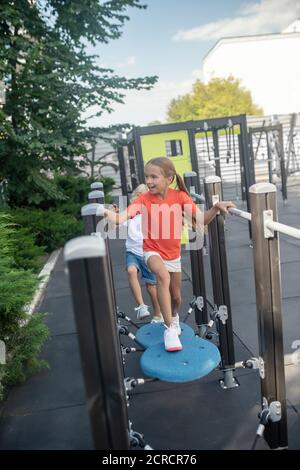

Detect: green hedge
[9, 208, 83, 253]
[0, 214, 48, 400]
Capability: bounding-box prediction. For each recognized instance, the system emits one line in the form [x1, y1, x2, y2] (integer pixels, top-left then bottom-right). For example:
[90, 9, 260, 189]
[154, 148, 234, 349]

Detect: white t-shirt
[125, 214, 143, 257]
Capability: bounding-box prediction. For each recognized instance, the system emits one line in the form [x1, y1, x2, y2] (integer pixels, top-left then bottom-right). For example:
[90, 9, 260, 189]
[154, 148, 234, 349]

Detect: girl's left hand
[216, 201, 236, 215]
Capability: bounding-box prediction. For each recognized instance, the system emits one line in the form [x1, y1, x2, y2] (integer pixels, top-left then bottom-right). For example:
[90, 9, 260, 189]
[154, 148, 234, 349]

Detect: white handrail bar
[228, 207, 252, 221]
[266, 220, 300, 240]
[228, 207, 300, 241]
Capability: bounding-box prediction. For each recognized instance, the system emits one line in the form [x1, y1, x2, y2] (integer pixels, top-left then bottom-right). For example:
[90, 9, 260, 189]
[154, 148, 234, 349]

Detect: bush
[55, 174, 115, 206]
[13, 227, 46, 272]
[9, 207, 83, 252]
[0, 214, 48, 400]
[34, 174, 116, 213]
[1, 314, 49, 388]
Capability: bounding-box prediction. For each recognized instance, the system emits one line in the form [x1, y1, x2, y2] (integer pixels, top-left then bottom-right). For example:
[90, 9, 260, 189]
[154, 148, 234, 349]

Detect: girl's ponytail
[175, 172, 197, 231]
[175, 173, 190, 196]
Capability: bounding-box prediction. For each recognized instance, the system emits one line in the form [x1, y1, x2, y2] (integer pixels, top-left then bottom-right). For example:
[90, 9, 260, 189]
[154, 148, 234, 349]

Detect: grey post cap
[64, 235, 106, 262]
[81, 203, 101, 216]
[88, 190, 104, 199]
[204, 175, 221, 183]
[183, 171, 197, 177]
[91, 182, 103, 190]
[249, 182, 276, 194]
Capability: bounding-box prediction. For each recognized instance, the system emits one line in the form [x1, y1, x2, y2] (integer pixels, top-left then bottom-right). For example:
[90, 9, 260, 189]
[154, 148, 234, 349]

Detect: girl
[123, 184, 162, 322]
[103, 157, 235, 352]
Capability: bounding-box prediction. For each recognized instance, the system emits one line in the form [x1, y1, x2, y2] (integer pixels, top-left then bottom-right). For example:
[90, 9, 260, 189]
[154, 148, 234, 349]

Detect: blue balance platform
[136, 322, 195, 349]
[140, 336, 221, 383]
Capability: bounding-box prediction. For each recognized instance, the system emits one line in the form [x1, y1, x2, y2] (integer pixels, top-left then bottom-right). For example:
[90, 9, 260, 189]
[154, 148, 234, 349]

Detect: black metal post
[81, 203, 117, 309]
[187, 129, 202, 192]
[64, 236, 130, 449]
[81, 203, 100, 235]
[266, 132, 273, 184]
[243, 133, 253, 201]
[204, 176, 238, 389]
[278, 126, 287, 201]
[117, 146, 128, 198]
[240, 117, 253, 239]
[128, 142, 138, 190]
[133, 128, 145, 183]
[184, 172, 208, 334]
[212, 129, 221, 178]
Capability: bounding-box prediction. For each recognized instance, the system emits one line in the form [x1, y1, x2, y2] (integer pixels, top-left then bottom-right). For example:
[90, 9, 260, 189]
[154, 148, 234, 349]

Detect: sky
[86, 0, 300, 128]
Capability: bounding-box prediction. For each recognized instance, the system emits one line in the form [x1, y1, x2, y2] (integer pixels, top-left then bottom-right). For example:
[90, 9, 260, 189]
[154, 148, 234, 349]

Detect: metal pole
[81, 203, 117, 310]
[285, 113, 297, 177]
[238, 133, 247, 202]
[117, 146, 128, 198]
[88, 190, 104, 204]
[128, 142, 138, 190]
[249, 182, 288, 449]
[266, 132, 273, 184]
[81, 203, 100, 235]
[212, 129, 221, 178]
[240, 116, 253, 239]
[187, 130, 202, 193]
[204, 176, 238, 389]
[133, 128, 145, 183]
[184, 172, 208, 334]
[64, 236, 130, 450]
[278, 126, 287, 201]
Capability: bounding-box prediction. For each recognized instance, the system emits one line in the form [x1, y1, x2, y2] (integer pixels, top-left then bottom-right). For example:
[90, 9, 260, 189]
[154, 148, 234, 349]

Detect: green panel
[140, 130, 192, 176]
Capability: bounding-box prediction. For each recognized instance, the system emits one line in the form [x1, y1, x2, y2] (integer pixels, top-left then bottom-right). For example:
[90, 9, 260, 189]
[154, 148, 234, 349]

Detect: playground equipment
[63, 175, 300, 450]
[118, 115, 252, 205]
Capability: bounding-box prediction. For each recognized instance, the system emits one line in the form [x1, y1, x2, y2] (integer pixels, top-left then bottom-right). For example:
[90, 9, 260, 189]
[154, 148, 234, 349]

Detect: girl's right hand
[216, 201, 236, 215]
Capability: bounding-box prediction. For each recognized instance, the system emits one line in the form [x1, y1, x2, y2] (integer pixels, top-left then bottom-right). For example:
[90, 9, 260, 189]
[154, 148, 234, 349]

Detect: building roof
[203, 21, 300, 63]
[282, 19, 300, 33]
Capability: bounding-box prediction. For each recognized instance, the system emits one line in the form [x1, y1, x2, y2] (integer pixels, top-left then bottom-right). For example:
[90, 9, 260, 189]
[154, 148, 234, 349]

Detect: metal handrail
[228, 207, 300, 240]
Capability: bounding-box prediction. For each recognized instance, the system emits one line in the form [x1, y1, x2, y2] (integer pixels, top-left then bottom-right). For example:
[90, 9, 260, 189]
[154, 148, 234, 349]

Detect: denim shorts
[126, 251, 156, 285]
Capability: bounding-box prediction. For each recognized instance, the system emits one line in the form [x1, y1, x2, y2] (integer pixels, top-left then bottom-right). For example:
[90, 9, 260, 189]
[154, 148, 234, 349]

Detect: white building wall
[203, 32, 300, 115]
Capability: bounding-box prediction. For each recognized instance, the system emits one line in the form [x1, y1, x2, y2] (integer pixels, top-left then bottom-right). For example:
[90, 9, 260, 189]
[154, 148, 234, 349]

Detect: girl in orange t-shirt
[103, 157, 235, 352]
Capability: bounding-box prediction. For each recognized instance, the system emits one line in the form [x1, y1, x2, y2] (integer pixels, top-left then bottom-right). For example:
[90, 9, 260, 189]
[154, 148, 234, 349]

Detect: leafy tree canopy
[0, 0, 157, 206]
[166, 76, 263, 123]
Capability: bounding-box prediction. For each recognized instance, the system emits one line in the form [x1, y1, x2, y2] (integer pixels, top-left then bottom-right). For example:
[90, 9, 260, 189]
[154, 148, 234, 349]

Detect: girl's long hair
[145, 157, 197, 230]
[145, 157, 190, 195]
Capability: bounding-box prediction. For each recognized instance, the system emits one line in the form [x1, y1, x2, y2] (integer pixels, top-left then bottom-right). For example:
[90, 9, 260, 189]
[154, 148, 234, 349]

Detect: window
[165, 139, 183, 157]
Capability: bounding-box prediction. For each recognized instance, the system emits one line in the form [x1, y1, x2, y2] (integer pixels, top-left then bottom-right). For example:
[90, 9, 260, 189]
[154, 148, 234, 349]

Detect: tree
[0, 0, 157, 206]
[167, 76, 263, 123]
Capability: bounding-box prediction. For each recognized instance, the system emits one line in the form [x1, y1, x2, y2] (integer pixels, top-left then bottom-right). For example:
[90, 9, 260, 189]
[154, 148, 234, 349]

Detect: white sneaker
[151, 314, 164, 323]
[135, 304, 151, 320]
[171, 314, 181, 335]
[164, 325, 182, 352]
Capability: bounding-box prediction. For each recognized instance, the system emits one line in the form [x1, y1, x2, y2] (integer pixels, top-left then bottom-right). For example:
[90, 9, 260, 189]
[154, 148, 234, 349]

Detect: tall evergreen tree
[0, 0, 157, 206]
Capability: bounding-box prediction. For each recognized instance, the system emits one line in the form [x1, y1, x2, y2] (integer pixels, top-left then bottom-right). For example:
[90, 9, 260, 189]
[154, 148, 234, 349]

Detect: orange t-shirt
[127, 188, 197, 260]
